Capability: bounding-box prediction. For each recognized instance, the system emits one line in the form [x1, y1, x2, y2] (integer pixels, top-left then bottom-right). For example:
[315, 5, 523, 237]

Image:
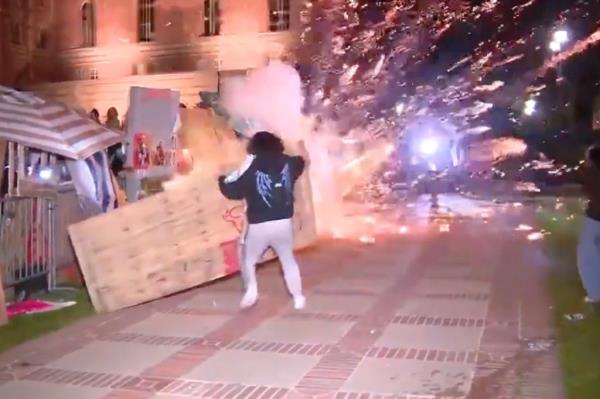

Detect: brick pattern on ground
[0, 220, 566, 399]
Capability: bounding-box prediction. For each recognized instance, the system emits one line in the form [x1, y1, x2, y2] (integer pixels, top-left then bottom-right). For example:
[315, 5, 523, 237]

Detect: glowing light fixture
[549, 29, 569, 53]
[553, 29, 569, 44]
[549, 40, 561, 52]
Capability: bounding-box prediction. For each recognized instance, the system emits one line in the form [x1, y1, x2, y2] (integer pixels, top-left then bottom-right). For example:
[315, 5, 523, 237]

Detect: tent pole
[16, 144, 26, 196]
[7, 142, 15, 196]
[0, 140, 7, 196]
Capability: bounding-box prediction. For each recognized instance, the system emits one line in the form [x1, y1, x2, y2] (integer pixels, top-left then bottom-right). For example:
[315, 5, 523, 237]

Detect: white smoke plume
[219, 61, 390, 235]
[220, 61, 304, 141]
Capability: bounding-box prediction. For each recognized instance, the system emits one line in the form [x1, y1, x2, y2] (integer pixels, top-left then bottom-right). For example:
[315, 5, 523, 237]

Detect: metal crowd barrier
[0, 196, 56, 290]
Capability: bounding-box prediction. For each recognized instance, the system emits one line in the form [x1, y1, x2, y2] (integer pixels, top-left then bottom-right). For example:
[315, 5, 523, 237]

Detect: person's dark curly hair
[247, 131, 284, 155]
[587, 144, 600, 170]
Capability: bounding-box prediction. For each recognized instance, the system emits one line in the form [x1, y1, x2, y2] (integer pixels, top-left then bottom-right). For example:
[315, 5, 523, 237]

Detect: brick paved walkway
[0, 212, 565, 399]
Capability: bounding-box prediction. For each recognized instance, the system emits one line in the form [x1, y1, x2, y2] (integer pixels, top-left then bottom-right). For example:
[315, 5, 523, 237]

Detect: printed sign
[125, 87, 180, 168]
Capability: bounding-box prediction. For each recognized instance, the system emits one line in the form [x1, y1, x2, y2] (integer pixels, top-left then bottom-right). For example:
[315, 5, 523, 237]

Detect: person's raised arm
[290, 155, 306, 181]
[218, 173, 246, 200]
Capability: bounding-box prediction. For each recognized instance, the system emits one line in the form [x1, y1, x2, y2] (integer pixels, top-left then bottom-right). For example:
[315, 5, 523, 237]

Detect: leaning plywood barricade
[68, 106, 317, 313]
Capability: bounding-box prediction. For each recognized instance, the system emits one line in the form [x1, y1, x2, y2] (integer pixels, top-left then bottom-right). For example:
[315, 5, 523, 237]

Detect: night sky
[299, 0, 600, 151]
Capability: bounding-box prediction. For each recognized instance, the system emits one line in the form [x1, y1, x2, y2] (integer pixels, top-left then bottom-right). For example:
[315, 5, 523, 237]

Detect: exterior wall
[0, 3, 5, 83]
[0, 0, 300, 116]
[154, 0, 204, 44]
[220, 0, 269, 35]
[1, 0, 299, 86]
[31, 70, 218, 118]
[95, 0, 138, 47]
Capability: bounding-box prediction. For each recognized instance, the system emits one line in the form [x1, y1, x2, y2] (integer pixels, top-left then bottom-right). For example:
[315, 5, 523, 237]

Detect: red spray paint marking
[219, 205, 246, 274]
[222, 205, 245, 233]
[141, 89, 170, 102]
[219, 239, 240, 274]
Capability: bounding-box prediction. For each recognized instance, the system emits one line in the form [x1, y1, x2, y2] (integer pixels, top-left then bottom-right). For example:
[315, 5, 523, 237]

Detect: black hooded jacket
[218, 153, 305, 224]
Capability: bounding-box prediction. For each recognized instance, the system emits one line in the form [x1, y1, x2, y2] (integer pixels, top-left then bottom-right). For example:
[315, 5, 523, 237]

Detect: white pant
[242, 218, 303, 297]
[577, 216, 600, 302]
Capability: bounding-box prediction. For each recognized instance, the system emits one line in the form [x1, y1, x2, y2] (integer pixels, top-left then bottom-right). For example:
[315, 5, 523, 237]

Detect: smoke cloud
[220, 61, 304, 141]
[219, 61, 392, 236]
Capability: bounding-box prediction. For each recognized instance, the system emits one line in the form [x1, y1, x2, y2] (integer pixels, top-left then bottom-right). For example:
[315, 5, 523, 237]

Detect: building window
[37, 29, 49, 49]
[10, 23, 22, 45]
[75, 68, 86, 80]
[89, 68, 99, 80]
[82, 2, 96, 47]
[269, 0, 290, 31]
[139, 0, 155, 42]
[203, 0, 220, 36]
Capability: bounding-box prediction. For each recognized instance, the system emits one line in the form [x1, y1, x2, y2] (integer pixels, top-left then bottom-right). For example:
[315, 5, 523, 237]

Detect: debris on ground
[7, 299, 77, 318]
[524, 338, 555, 352]
[563, 313, 586, 321]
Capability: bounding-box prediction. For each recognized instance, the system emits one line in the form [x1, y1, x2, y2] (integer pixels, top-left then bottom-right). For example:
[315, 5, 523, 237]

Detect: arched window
[82, 1, 96, 47]
[269, 0, 290, 32]
[139, 0, 155, 42]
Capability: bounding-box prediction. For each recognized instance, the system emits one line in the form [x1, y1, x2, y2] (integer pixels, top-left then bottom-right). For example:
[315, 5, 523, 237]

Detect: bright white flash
[395, 102, 405, 115]
[524, 99, 536, 115]
[549, 40, 561, 52]
[419, 138, 439, 155]
[553, 30, 569, 44]
[39, 168, 52, 180]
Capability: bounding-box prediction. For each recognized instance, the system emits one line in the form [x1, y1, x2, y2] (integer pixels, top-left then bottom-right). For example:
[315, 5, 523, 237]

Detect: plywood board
[69, 110, 317, 313]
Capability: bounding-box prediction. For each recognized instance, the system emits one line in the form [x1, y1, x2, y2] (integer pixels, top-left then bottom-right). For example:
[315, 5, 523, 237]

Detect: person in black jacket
[218, 131, 307, 309]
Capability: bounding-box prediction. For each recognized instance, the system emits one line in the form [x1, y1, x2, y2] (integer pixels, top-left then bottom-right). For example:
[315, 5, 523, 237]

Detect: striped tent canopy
[0, 86, 122, 160]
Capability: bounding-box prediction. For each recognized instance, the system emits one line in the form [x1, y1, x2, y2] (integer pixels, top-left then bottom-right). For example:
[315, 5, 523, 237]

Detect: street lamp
[549, 40, 562, 52]
[553, 30, 569, 45]
[549, 29, 569, 53]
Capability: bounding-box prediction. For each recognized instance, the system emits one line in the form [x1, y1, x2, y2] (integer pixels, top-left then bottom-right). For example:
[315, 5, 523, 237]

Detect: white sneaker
[293, 295, 306, 310]
[240, 288, 258, 309]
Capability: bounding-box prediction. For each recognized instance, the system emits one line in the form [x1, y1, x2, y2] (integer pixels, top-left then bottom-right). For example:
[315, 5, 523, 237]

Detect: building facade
[0, 0, 301, 116]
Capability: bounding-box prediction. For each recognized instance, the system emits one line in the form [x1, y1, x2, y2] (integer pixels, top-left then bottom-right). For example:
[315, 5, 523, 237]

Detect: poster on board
[125, 87, 181, 170]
